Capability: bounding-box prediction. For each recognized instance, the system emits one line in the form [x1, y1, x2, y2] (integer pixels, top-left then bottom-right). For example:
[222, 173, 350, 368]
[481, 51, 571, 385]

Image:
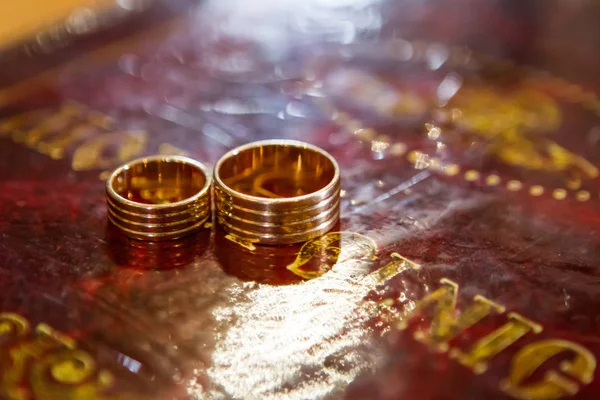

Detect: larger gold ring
[214, 140, 340, 244]
[106, 155, 211, 241]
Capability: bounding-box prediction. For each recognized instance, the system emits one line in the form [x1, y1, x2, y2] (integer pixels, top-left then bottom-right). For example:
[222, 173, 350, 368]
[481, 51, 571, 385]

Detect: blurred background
[0, 0, 113, 46]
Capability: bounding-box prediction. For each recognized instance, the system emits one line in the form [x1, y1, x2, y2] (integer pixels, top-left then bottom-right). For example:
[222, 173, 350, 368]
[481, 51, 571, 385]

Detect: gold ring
[106, 155, 212, 241]
[214, 140, 340, 244]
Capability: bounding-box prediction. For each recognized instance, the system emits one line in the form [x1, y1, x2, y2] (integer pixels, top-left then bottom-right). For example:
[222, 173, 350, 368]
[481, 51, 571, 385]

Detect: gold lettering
[0, 102, 134, 170]
[15, 102, 85, 146]
[24, 112, 79, 147]
[0, 313, 29, 338]
[451, 312, 542, 374]
[225, 233, 257, 251]
[38, 123, 100, 159]
[30, 348, 142, 399]
[0, 110, 47, 138]
[0, 313, 137, 399]
[500, 339, 596, 400]
[49, 349, 96, 384]
[406, 279, 505, 352]
[365, 252, 421, 285]
[1, 323, 75, 399]
[0, 102, 112, 162]
[88, 111, 114, 130]
[30, 349, 120, 400]
[287, 232, 378, 280]
[450, 85, 598, 187]
[0, 313, 31, 400]
[72, 130, 148, 171]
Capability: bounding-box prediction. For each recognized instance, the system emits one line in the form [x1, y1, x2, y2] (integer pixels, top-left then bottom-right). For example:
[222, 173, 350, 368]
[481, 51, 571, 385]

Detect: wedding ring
[106, 155, 211, 240]
[214, 140, 340, 244]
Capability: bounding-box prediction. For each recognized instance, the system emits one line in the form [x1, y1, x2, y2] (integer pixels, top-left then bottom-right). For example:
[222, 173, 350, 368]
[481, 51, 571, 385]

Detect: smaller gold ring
[214, 140, 340, 244]
[106, 155, 212, 241]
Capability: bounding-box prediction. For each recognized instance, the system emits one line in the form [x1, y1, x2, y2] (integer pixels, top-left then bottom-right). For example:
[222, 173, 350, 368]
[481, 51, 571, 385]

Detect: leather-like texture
[1, 0, 600, 398]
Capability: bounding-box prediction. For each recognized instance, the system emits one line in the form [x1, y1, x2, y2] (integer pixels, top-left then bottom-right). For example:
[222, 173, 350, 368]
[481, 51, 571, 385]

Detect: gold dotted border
[409, 149, 593, 202]
[314, 100, 595, 202]
[306, 40, 600, 203]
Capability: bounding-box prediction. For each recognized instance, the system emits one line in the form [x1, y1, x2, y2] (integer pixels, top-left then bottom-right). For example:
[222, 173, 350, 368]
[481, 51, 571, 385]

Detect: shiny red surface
[1, 0, 600, 398]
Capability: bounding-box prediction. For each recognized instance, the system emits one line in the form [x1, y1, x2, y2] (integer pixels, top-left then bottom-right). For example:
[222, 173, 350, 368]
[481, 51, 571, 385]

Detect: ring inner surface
[112, 159, 206, 205]
[219, 144, 335, 198]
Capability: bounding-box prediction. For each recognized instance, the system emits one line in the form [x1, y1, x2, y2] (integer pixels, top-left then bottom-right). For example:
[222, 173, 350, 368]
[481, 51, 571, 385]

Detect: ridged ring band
[214, 140, 340, 244]
[106, 155, 212, 241]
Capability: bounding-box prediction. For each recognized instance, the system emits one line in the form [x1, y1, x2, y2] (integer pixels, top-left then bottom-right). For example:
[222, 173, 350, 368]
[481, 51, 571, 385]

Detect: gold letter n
[405, 278, 505, 353]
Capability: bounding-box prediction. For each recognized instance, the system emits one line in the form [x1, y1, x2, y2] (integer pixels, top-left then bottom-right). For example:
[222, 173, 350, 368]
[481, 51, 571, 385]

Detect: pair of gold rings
[105, 140, 340, 245]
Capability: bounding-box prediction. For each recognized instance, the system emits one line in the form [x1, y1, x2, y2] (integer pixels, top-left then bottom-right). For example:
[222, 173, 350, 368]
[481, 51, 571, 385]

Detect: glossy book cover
[1, 0, 600, 399]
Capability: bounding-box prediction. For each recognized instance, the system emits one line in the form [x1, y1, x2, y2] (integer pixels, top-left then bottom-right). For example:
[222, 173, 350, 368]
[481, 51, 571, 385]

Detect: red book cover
[1, 0, 600, 399]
